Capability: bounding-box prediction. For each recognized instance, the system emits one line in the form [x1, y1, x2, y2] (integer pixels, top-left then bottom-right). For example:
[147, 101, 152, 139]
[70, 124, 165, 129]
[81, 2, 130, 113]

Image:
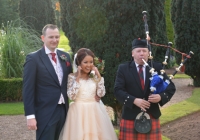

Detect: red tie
[138, 65, 144, 90]
[50, 53, 57, 64]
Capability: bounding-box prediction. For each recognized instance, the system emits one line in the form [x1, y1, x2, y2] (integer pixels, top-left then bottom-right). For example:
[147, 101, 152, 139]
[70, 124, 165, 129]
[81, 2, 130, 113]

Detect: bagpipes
[134, 11, 194, 134]
[141, 11, 194, 94]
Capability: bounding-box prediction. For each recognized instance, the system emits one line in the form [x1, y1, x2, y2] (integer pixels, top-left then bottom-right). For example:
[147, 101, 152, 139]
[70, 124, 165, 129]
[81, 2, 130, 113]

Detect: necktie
[50, 53, 57, 64]
[138, 65, 144, 90]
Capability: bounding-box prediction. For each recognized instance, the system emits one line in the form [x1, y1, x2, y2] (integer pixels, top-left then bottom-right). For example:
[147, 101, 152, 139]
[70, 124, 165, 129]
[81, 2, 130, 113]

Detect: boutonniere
[60, 54, 70, 67]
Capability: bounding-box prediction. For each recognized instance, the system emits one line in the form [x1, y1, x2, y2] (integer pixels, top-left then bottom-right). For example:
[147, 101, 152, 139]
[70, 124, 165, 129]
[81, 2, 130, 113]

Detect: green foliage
[0, 0, 20, 25]
[0, 19, 42, 78]
[59, 0, 168, 112]
[171, 0, 200, 86]
[165, 0, 174, 43]
[93, 57, 105, 74]
[148, 0, 168, 62]
[58, 31, 71, 52]
[19, 0, 56, 34]
[164, 0, 176, 68]
[0, 78, 23, 102]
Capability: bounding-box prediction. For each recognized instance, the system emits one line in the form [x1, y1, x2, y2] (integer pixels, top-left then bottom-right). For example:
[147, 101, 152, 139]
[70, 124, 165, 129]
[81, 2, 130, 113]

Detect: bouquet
[89, 57, 105, 78]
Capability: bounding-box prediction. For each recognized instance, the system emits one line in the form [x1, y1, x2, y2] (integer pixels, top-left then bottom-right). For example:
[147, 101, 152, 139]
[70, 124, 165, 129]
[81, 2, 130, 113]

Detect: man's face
[41, 28, 60, 51]
[132, 48, 149, 65]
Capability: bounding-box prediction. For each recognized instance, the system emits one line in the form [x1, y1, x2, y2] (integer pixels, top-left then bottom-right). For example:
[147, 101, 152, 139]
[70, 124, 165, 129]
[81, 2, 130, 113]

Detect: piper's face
[132, 48, 149, 65]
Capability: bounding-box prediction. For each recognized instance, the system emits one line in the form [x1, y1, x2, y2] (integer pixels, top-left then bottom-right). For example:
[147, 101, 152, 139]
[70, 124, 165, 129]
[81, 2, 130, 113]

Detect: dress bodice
[75, 79, 97, 102]
[67, 73, 105, 101]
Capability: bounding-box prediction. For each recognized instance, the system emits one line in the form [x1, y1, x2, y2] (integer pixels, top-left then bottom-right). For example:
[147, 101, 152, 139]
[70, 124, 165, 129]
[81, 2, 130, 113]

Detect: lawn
[0, 102, 24, 115]
[169, 73, 191, 79]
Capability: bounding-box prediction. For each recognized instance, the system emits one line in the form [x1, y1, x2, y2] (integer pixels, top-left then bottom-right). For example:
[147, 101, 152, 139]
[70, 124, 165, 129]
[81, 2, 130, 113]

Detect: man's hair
[42, 24, 58, 35]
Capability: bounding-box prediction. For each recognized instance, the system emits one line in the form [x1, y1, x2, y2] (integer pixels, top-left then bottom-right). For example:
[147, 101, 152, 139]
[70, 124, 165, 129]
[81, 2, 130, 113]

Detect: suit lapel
[39, 47, 60, 86]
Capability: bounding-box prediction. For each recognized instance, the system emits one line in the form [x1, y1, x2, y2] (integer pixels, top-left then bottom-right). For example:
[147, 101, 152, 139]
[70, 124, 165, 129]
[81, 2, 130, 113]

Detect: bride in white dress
[60, 48, 118, 140]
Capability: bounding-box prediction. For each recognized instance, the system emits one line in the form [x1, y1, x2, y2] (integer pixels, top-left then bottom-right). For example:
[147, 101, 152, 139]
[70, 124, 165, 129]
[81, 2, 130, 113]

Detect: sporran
[134, 111, 152, 133]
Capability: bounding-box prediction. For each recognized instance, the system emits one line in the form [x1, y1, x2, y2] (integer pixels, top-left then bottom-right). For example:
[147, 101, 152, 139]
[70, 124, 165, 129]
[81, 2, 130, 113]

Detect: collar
[135, 62, 145, 68]
[44, 46, 57, 55]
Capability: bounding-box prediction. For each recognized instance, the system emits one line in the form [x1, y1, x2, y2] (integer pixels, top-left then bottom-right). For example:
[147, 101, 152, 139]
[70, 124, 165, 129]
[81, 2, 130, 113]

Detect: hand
[148, 94, 161, 103]
[133, 98, 150, 111]
[95, 94, 101, 102]
[92, 67, 101, 78]
[27, 118, 37, 130]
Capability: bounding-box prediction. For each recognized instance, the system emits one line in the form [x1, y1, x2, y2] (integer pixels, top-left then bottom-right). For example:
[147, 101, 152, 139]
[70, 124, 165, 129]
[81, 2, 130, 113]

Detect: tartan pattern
[138, 65, 144, 90]
[119, 116, 162, 140]
[50, 53, 57, 63]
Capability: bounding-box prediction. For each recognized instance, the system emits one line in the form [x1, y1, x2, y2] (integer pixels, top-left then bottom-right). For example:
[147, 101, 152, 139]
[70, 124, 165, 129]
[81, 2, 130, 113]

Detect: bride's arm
[67, 74, 80, 100]
[96, 77, 106, 97]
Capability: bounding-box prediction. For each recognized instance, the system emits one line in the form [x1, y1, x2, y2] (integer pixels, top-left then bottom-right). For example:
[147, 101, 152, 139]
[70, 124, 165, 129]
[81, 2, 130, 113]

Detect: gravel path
[0, 78, 194, 140]
[161, 78, 194, 108]
[0, 115, 35, 140]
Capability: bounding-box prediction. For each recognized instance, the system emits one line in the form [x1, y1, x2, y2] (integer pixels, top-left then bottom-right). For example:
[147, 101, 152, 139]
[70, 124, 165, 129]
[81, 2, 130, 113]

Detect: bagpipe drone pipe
[142, 11, 194, 94]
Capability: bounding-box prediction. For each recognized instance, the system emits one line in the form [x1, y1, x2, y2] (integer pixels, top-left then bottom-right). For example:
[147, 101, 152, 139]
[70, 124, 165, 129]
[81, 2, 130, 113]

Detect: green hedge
[0, 78, 23, 102]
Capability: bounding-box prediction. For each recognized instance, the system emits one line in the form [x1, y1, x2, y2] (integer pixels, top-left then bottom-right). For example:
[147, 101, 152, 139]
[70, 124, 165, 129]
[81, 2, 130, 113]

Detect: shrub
[0, 19, 42, 78]
[0, 78, 23, 102]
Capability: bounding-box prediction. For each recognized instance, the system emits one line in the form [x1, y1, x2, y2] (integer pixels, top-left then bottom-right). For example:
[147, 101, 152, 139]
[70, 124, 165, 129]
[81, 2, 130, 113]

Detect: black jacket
[114, 61, 176, 120]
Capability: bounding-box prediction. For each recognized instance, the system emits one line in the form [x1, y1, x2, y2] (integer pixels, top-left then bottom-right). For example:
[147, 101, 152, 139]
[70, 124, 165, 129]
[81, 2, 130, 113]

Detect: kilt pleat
[119, 116, 162, 140]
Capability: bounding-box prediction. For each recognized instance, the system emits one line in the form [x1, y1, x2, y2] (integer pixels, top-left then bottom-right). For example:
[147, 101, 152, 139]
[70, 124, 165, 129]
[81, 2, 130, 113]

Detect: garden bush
[0, 78, 23, 102]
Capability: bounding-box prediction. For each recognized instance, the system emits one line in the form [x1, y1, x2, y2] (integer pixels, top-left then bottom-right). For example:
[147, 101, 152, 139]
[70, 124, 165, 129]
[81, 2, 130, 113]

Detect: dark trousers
[37, 104, 66, 140]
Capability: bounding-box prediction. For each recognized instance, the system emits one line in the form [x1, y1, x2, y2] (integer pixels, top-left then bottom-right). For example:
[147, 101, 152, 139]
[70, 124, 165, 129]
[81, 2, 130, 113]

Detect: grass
[170, 73, 191, 79]
[162, 135, 170, 140]
[0, 102, 24, 115]
[160, 88, 200, 139]
[160, 88, 200, 125]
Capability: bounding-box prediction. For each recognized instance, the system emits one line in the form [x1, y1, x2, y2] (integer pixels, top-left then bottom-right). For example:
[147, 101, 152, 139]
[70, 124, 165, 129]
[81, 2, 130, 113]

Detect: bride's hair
[75, 48, 95, 65]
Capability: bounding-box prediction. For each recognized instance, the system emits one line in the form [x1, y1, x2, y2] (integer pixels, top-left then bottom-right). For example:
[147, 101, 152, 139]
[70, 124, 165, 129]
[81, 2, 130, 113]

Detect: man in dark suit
[22, 24, 72, 140]
[114, 38, 176, 140]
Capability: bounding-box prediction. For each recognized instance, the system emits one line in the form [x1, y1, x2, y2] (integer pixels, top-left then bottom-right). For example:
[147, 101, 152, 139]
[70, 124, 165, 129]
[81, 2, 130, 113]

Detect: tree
[51, 0, 62, 28]
[148, 0, 168, 62]
[19, 0, 56, 34]
[171, 0, 200, 86]
[0, 0, 20, 25]
[59, 0, 168, 121]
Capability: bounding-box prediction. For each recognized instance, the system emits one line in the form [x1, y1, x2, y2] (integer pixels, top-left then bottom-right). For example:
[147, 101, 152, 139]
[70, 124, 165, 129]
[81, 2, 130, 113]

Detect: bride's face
[80, 55, 94, 74]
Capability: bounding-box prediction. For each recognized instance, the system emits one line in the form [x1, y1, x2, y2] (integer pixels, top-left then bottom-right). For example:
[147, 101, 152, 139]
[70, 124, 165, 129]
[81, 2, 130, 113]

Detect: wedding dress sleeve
[96, 77, 105, 97]
[67, 74, 80, 100]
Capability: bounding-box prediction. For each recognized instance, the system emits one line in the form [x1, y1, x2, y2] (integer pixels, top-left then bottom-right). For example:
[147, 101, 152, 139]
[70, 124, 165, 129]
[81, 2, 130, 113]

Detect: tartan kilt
[119, 115, 162, 140]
